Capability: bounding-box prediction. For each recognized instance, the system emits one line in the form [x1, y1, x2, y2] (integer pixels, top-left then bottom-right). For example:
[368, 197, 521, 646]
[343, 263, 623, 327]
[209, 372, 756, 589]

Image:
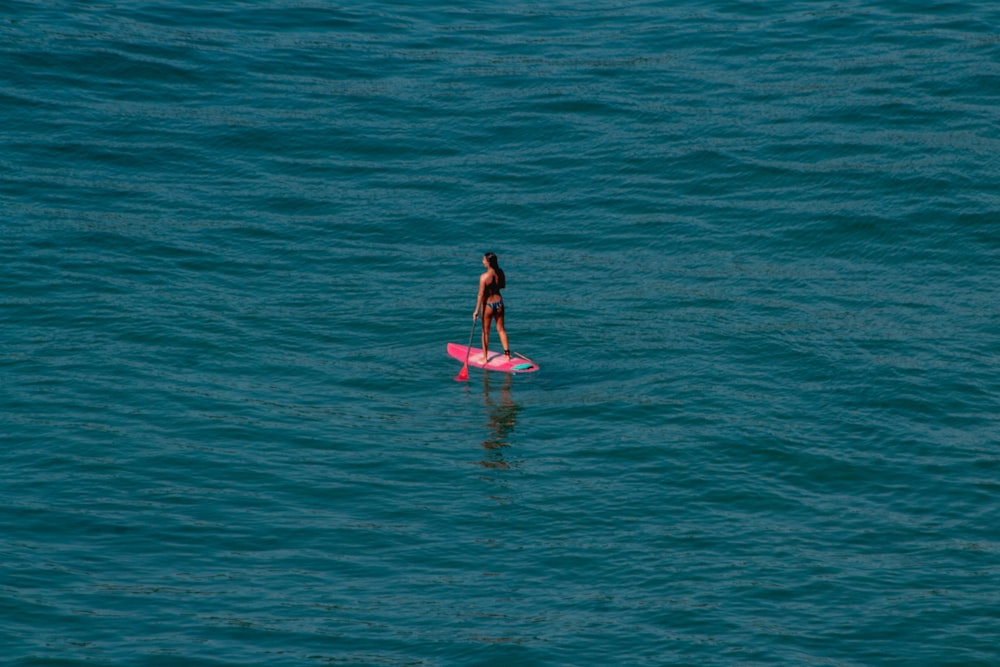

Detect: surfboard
[447, 343, 539, 373]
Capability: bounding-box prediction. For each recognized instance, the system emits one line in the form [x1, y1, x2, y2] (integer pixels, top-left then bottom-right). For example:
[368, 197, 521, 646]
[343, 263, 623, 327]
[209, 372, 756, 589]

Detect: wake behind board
[447, 343, 539, 373]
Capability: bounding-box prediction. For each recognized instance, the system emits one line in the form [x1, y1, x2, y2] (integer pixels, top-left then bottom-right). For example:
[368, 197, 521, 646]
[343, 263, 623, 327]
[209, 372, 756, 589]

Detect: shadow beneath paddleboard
[478, 373, 522, 469]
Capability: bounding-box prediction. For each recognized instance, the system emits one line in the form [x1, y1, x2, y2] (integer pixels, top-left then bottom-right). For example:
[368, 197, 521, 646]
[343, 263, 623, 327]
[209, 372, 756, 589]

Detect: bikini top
[484, 272, 502, 298]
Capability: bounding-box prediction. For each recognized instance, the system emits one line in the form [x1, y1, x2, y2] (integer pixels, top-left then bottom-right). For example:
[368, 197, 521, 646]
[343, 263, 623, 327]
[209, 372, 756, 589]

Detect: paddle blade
[455, 364, 469, 381]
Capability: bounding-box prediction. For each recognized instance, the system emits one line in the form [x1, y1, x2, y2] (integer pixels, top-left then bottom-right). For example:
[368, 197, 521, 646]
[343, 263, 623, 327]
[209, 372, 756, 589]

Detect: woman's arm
[473, 271, 487, 317]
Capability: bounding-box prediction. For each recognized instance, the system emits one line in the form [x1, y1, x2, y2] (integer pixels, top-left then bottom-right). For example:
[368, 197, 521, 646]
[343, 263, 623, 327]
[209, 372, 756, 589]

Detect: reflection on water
[479, 372, 522, 470]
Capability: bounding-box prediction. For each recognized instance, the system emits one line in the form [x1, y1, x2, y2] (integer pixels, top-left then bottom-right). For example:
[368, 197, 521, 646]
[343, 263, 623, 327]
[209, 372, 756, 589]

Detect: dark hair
[484, 252, 506, 289]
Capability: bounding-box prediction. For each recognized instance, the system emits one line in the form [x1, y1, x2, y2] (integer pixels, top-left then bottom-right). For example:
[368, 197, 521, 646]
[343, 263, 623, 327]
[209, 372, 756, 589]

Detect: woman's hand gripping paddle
[455, 307, 480, 382]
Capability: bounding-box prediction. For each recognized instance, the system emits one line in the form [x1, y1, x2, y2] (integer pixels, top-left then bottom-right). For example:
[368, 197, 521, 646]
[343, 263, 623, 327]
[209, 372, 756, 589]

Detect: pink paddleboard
[447, 343, 539, 373]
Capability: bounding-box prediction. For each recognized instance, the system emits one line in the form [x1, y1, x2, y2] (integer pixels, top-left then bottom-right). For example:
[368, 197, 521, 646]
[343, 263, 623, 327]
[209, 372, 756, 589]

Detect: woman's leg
[495, 307, 509, 356]
[479, 307, 492, 362]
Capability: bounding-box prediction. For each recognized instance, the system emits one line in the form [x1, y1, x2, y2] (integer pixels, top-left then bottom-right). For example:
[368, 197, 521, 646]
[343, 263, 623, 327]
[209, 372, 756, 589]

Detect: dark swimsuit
[483, 274, 503, 313]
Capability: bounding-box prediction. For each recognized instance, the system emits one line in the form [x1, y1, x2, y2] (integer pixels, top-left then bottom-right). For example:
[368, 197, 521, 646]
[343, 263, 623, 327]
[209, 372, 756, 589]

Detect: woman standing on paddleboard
[474, 252, 510, 364]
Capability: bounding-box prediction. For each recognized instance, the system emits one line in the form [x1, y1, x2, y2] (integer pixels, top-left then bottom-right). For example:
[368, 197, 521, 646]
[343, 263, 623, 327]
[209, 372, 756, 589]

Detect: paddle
[455, 306, 480, 382]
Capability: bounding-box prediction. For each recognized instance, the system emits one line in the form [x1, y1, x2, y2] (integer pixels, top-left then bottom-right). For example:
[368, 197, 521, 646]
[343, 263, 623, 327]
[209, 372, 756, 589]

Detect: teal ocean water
[3, 1, 999, 665]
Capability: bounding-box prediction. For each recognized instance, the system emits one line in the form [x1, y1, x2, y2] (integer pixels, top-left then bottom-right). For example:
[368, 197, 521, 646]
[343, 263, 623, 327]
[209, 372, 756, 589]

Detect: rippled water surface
[3, 1, 999, 665]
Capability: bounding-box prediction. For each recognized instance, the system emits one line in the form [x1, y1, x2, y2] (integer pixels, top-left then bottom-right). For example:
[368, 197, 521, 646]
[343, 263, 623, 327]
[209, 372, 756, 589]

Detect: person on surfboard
[473, 252, 510, 364]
